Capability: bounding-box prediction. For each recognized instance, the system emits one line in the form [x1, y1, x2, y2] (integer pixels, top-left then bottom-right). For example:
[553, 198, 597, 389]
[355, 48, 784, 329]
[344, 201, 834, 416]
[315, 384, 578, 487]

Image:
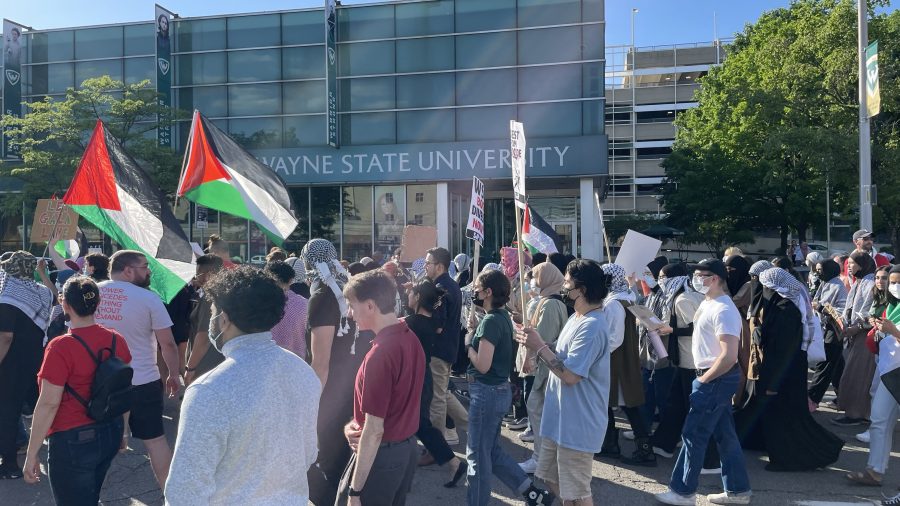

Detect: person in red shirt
[22, 276, 131, 506]
[338, 270, 425, 506]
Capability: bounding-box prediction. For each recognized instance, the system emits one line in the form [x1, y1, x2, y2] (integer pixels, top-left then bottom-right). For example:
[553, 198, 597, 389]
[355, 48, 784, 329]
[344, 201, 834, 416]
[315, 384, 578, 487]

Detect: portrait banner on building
[465, 176, 486, 244]
[155, 5, 174, 147]
[325, 0, 339, 147]
[866, 40, 880, 118]
[510, 120, 526, 210]
[3, 19, 27, 159]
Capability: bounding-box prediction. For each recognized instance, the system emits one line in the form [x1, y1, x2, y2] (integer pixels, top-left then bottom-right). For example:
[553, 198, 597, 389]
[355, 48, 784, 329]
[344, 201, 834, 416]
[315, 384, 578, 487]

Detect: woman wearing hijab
[806, 252, 825, 296]
[500, 246, 532, 429]
[739, 268, 844, 471]
[833, 251, 878, 426]
[638, 256, 675, 426]
[808, 259, 849, 407]
[725, 255, 753, 406]
[598, 263, 655, 466]
[453, 254, 472, 287]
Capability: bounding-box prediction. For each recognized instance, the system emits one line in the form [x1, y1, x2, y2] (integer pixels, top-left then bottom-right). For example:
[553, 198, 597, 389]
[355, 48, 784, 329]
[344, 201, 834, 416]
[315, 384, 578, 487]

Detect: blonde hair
[724, 246, 744, 258]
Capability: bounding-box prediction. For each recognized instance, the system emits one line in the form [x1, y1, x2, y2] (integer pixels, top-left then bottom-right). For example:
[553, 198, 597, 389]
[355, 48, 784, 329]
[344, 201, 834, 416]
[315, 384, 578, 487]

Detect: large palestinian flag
[63, 120, 194, 302]
[177, 111, 298, 243]
[522, 205, 562, 255]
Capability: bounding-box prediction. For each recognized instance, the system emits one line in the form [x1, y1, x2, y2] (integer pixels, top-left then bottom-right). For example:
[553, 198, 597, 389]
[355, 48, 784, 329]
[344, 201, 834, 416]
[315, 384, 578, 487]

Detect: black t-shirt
[165, 285, 194, 344]
[0, 303, 45, 372]
[405, 313, 439, 363]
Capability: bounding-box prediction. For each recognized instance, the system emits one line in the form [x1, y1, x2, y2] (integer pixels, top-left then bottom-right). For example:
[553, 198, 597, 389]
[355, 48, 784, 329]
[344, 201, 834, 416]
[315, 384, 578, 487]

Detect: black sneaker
[831, 416, 868, 427]
[524, 485, 555, 506]
[506, 417, 528, 430]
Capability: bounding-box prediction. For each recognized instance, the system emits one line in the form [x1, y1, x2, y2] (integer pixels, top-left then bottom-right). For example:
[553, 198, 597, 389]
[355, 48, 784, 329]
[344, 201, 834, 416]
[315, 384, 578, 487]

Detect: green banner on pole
[325, 0, 339, 148]
[155, 5, 173, 147]
[866, 40, 880, 118]
[3, 19, 26, 159]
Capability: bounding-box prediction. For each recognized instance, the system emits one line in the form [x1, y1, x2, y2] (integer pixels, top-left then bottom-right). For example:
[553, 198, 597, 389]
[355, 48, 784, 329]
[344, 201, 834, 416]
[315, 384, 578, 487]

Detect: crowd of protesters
[3, 227, 900, 505]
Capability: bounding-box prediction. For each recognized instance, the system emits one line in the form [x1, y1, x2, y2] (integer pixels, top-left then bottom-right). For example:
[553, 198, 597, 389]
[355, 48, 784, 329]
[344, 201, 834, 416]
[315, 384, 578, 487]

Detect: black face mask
[472, 291, 485, 307]
[561, 286, 579, 305]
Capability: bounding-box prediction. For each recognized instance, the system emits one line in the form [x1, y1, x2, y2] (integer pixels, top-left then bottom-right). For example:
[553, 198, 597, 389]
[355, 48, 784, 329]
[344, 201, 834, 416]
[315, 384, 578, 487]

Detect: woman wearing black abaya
[808, 259, 849, 406]
[726, 255, 753, 406]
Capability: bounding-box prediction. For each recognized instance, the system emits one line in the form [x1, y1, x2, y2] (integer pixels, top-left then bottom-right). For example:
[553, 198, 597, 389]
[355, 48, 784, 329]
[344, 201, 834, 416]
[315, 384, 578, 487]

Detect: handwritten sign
[30, 199, 79, 243]
[465, 176, 486, 244]
[510, 120, 526, 210]
[400, 225, 437, 263]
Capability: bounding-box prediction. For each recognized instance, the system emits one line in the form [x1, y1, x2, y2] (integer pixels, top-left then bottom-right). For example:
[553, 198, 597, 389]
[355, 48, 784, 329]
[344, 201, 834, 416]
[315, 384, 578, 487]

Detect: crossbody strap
[62, 332, 104, 410]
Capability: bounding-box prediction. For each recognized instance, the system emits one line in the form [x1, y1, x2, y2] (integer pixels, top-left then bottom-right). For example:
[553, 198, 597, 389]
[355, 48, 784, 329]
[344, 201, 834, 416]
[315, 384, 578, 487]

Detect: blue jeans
[669, 369, 750, 496]
[641, 366, 675, 424]
[47, 418, 124, 506]
[466, 381, 530, 506]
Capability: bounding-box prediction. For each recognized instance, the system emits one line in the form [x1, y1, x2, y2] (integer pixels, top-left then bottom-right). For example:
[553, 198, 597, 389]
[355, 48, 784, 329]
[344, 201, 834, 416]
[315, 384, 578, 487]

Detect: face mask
[644, 275, 657, 289]
[890, 283, 900, 300]
[472, 292, 485, 307]
[692, 276, 710, 295]
[209, 312, 226, 353]
[561, 286, 580, 305]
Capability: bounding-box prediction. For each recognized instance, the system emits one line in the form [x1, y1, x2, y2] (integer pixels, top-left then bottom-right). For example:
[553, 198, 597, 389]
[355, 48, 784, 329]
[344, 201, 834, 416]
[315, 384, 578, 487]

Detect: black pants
[607, 405, 650, 439]
[808, 337, 844, 404]
[47, 418, 124, 506]
[0, 336, 41, 469]
[335, 437, 417, 506]
[650, 367, 720, 467]
[417, 366, 455, 465]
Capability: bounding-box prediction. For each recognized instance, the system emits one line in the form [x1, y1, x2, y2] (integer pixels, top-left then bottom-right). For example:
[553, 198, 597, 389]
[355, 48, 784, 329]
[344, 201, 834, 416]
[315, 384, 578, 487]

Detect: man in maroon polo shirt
[339, 270, 425, 506]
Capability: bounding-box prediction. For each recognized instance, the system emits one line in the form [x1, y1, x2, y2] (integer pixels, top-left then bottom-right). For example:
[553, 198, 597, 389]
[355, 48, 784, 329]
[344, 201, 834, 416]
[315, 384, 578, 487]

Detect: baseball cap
[689, 258, 728, 280]
[852, 229, 874, 241]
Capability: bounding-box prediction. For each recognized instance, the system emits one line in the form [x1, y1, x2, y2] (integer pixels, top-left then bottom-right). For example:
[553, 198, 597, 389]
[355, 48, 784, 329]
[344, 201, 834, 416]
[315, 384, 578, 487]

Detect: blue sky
[2, 1, 894, 46]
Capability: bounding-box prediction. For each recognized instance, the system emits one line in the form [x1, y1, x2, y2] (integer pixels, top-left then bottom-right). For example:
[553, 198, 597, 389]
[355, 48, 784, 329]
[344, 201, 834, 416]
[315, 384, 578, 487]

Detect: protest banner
[465, 176, 485, 245]
[615, 229, 662, 278]
[400, 225, 437, 263]
[30, 199, 79, 243]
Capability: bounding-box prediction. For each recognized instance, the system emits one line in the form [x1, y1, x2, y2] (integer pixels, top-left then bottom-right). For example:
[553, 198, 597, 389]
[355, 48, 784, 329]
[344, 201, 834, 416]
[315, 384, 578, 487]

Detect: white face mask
[692, 275, 711, 295]
[890, 283, 900, 300]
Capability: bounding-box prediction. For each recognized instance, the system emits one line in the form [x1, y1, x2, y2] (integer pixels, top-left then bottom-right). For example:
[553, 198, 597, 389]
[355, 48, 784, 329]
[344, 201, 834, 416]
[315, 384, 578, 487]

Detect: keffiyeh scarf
[301, 239, 352, 339]
[759, 267, 818, 352]
[0, 268, 53, 332]
[601, 263, 635, 302]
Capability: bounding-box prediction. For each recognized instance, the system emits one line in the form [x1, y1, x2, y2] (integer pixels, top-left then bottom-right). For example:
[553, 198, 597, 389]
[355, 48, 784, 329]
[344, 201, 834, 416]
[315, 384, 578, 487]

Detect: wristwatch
[348, 486, 363, 497]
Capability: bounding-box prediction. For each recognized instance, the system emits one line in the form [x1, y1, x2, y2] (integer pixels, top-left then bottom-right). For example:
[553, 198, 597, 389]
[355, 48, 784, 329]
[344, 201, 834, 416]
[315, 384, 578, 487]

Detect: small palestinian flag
[177, 111, 298, 243]
[63, 120, 194, 302]
[522, 205, 561, 255]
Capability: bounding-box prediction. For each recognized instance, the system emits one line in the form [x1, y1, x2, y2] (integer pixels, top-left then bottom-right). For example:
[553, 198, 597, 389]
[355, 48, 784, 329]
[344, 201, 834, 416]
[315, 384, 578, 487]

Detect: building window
[342, 186, 373, 262]
[413, 215, 423, 225]
[385, 193, 393, 203]
[415, 193, 424, 203]
[636, 110, 675, 124]
[375, 186, 405, 256]
[636, 146, 672, 159]
[75, 26, 123, 60]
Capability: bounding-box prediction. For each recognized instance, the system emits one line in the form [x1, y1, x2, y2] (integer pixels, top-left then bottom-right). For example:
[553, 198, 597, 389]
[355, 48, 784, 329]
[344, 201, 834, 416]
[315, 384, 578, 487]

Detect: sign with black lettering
[465, 176, 485, 244]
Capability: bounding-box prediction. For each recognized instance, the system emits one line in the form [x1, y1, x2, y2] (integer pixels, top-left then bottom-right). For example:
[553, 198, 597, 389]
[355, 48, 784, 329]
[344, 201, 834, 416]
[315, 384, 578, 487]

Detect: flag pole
[173, 110, 198, 214]
[595, 191, 612, 261]
[514, 202, 528, 325]
[467, 240, 481, 329]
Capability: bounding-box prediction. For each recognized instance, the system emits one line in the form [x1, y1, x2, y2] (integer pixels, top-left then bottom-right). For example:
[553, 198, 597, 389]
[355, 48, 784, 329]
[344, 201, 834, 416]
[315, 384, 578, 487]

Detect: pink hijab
[501, 246, 532, 279]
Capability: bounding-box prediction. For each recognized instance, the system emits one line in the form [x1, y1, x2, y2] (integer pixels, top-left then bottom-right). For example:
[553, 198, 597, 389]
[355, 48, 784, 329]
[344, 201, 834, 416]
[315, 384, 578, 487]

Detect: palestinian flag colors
[522, 205, 562, 255]
[178, 111, 298, 243]
[63, 121, 194, 302]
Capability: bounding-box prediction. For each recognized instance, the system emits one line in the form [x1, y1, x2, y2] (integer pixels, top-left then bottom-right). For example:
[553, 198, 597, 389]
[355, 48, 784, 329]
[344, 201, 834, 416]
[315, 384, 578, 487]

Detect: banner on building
[325, 0, 339, 147]
[3, 19, 27, 158]
[155, 5, 174, 147]
[30, 199, 79, 243]
[866, 40, 880, 118]
[465, 176, 485, 244]
[195, 205, 208, 229]
[510, 120, 526, 210]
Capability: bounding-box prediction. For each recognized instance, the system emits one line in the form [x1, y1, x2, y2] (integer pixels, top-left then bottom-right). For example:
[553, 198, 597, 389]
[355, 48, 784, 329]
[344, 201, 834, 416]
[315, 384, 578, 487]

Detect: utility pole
[858, 0, 873, 230]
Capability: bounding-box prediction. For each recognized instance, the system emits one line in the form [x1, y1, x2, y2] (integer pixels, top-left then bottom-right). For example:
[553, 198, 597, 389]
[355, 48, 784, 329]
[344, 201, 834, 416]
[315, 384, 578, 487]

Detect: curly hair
[265, 260, 295, 285]
[204, 266, 286, 333]
[567, 259, 609, 304]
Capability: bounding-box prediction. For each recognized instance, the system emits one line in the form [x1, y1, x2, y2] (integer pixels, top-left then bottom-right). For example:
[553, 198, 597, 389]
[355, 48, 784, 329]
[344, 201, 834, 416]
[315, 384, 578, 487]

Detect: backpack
[64, 332, 134, 423]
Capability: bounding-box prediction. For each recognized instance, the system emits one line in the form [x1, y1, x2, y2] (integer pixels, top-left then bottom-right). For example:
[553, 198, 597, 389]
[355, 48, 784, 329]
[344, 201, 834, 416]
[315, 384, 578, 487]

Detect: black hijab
[725, 255, 751, 297]
[660, 262, 688, 279]
[647, 256, 668, 280]
[817, 259, 841, 283]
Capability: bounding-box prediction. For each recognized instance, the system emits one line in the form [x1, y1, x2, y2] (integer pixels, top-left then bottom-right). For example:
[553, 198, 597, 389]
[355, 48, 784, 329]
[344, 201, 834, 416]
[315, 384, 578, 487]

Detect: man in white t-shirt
[97, 250, 180, 488]
[655, 259, 752, 506]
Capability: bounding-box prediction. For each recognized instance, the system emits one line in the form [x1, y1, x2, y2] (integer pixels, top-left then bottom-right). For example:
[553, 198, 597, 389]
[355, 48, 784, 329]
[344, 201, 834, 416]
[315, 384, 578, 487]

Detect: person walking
[808, 259, 848, 407]
[183, 255, 225, 386]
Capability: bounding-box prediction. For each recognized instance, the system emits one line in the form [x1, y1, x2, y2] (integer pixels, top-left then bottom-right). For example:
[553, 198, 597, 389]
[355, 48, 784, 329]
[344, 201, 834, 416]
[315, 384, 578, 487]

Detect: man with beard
[97, 250, 181, 487]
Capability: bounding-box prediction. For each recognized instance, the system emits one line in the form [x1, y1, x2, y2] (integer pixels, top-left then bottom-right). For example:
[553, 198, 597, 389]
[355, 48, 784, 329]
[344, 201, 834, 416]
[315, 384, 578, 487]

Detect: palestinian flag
[522, 205, 561, 255]
[177, 111, 298, 243]
[63, 120, 194, 302]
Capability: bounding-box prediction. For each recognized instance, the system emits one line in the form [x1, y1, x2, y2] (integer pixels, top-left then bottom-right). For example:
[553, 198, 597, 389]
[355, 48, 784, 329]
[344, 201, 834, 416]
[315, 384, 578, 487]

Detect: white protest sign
[465, 176, 486, 244]
[615, 229, 662, 278]
[510, 120, 526, 210]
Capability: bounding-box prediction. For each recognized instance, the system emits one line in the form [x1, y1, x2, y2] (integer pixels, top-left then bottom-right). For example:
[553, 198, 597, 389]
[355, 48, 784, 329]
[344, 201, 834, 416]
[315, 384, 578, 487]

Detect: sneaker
[519, 457, 538, 474]
[443, 428, 460, 446]
[623, 430, 635, 440]
[523, 485, 555, 506]
[519, 429, 535, 442]
[654, 489, 696, 505]
[824, 401, 839, 410]
[653, 446, 674, 458]
[831, 416, 867, 427]
[884, 492, 900, 506]
[856, 430, 871, 443]
[701, 467, 722, 475]
[707, 491, 752, 504]
[503, 413, 517, 424]
[506, 418, 529, 430]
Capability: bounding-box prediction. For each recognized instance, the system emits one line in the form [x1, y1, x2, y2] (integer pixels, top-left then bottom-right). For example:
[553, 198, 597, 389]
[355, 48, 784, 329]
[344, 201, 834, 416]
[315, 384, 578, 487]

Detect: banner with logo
[3, 19, 26, 158]
[325, 0, 339, 147]
[155, 5, 174, 147]
[510, 120, 526, 210]
[465, 176, 486, 244]
[866, 40, 880, 118]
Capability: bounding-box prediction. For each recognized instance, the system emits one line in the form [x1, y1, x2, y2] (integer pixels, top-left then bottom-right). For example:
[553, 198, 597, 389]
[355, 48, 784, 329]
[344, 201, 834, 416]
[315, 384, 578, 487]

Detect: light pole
[858, 0, 873, 230]
[631, 8, 638, 211]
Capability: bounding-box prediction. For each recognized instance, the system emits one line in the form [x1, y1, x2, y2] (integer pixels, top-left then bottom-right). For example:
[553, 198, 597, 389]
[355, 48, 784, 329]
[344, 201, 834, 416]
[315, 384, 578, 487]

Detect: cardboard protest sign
[465, 176, 486, 244]
[614, 229, 662, 278]
[30, 199, 79, 243]
[510, 121, 526, 210]
[400, 225, 437, 263]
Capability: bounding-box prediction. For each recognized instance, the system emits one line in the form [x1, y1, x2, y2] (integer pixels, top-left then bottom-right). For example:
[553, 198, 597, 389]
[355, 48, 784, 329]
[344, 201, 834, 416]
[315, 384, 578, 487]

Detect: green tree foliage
[0, 76, 180, 218]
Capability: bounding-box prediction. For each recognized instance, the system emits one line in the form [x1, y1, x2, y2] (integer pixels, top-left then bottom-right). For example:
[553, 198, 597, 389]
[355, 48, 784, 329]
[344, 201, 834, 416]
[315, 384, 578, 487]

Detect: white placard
[465, 176, 486, 244]
[510, 120, 526, 210]
[615, 229, 662, 278]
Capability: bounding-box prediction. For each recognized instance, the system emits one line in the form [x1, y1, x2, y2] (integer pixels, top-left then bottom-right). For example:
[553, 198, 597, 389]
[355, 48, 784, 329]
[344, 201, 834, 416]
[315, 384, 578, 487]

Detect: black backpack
[64, 332, 134, 423]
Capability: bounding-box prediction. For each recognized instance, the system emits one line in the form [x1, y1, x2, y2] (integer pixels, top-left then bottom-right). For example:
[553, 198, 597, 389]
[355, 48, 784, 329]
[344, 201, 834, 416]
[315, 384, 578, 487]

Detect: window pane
[283, 46, 325, 79]
[339, 40, 394, 76]
[374, 186, 404, 255]
[175, 53, 226, 85]
[124, 23, 154, 56]
[407, 185, 436, 228]
[285, 187, 310, 253]
[178, 86, 227, 117]
[519, 102, 581, 137]
[282, 11, 323, 45]
[339, 5, 394, 41]
[397, 110, 455, 143]
[519, 65, 580, 101]
[456, 32, 516, 69]
[228, 83, 281, 116]
[29, 33, 49, 64]
[518, 27, 581, 65]
[220, 214, 249, 261]
[28, 65, 48, 96]
[284, 81, 326, 114]
[75, 27, 123, 60]
[75, 60, 122, 88]
[228, 49, 281, 82]
[229, 117, 282, 149]
[396, 37, 454, 73]
[397, 74, 454, 108]
[396, 1, 454, 37]
[343, 186, 373, 262]
[342, 112, 395, 145]
[456, 0, 516, 32]
[583, 0, 604, 22]
[284, 115, 327, 147]
[48, 31, 74, 62]
[456, 105, 515, 141]
[310, 186, 340, 244]
[176, 18, 226, 52]
[583, 25, 602, 60]
[582, 62, 603, 98]
[228, 14, 280, 49]
[518, 0, 581, 27]
[583, 101, 602, 135]
[343, 77, 394, 111]
[125, 57, 155, 86]
[456, 69, 516, 106]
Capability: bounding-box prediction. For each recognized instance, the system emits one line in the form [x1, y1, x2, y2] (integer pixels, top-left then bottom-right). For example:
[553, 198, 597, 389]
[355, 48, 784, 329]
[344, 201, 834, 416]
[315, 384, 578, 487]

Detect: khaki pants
[429, 357, 468, 433]
[526, 380, 546, 461]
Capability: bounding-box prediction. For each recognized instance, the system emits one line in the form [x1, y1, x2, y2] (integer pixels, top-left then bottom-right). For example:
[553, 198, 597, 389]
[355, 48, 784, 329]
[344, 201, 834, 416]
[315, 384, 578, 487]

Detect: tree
[0, 76, 180, 219]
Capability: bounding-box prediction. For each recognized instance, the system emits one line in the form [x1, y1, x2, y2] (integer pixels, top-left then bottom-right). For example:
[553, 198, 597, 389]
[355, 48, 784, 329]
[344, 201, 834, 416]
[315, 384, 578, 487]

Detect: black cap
[690, 258, 728, 280]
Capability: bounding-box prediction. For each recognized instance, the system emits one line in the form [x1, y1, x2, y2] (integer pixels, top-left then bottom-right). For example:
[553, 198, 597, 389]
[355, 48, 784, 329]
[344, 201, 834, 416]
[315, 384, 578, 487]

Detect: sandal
[444, 460, 468, 488]
[847, 469, 882, 486]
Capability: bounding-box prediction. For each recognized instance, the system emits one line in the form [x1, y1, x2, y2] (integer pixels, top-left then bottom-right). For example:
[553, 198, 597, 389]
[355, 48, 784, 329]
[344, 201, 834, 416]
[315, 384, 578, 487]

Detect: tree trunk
[779, 225, 789, 255]
[892, 225, 900, 257]
[796, 224, 808, 243]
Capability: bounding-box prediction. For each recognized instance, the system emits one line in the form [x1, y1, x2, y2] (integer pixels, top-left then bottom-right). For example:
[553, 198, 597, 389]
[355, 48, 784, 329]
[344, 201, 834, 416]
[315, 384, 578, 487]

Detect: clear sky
[2, 0, 894, 47]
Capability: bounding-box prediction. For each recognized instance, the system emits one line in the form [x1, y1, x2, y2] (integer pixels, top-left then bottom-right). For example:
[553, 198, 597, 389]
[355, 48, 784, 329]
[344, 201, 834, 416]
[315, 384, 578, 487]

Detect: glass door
[549, 220, 577, 255]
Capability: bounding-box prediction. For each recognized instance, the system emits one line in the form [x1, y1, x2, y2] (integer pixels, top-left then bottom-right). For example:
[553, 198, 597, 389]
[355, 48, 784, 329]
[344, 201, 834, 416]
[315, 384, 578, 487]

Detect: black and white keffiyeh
[0, 268, 53, 332]
[601, 263, 635, 302]
[659, 275, 691, 322]
[749, 260, 774, 278]
[759, 267, 817, 352]
[301, 239, 352, 339]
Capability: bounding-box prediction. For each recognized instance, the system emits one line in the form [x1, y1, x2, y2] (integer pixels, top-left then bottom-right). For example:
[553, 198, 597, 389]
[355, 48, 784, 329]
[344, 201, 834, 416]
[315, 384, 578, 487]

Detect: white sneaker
[856, 430, 871, 443]
[518, 457, 538, 474]
[707, 491, 751, 504]
[654, 489, 696, 505]
[623, 430, 635, 440]
[700, 467, 722, 475]
[443, 429, 459, 446]
[653, 446, 674, 458]
[519, 429, 535, 442]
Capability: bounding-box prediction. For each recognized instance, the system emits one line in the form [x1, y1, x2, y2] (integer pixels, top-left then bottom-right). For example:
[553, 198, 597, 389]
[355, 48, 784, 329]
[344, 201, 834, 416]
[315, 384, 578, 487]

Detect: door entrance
[548, 220, 577, 255]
